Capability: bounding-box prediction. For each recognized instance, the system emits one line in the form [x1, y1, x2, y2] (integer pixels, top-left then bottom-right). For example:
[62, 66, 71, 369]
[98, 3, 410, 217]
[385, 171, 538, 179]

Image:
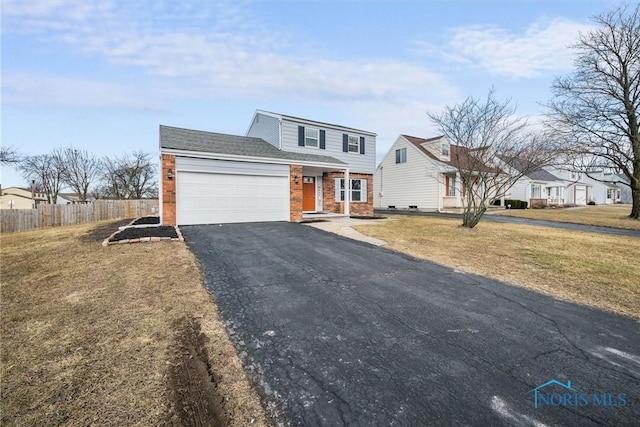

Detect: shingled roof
[160, 125, 346, 165]
[402, 134, 501, 173]
[501, 157, 562, 182]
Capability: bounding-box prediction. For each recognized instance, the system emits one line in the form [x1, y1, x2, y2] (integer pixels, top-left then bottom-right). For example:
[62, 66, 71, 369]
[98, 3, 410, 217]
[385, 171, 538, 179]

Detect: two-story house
[543, 166, 592, 205]
[374, 134, 503, 211]
[0, 186, 48, 209]
[159, 110, 376, 225]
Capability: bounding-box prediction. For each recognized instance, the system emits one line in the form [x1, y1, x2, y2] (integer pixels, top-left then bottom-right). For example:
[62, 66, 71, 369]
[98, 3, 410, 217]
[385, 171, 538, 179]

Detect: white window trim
[335, 178, 367, 203]
[305, 127, 319, 148]
[531, 184, 542, 198]
[395, 148, 407, 164]
[347, 135, 360, 153]
[441, 143, 449, 156]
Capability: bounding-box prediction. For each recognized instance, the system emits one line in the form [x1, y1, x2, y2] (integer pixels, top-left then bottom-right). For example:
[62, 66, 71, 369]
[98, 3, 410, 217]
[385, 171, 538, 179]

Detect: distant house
[373, 134, 503, 211]
[543, 167, 593, 205]
[498, 161, 566, 208]
[581, 170, 627, 204]
[0, 186, 47, 209]
[58, 193, 94, 204]
[613, 174, 633, 203]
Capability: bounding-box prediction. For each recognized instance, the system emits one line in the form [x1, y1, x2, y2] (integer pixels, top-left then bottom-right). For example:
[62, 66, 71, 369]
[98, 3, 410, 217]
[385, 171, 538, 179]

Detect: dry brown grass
[490, 204, 640, 230]
[354, 215, 640, 320]
[0, 221, 269, 426]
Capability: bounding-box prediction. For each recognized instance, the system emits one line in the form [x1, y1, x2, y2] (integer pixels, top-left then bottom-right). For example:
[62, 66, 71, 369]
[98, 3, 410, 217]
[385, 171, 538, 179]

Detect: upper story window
[348, 135, 360, 152]
[441, 143, 449, 156]
[395, 148, 407, 164]
[342, 134, 365, 154]
[305, 128, 319, 148]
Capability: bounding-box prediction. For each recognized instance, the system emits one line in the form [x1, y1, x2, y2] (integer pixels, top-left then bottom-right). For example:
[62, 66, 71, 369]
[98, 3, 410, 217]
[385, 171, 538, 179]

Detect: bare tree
[0, 146, 22, 165]
[19, 150, 66, 204]
[61, 147, 102, 202]
[100, 152, 157, 199]
[429, 89, 559, 228]
[545, 4, 640, 219]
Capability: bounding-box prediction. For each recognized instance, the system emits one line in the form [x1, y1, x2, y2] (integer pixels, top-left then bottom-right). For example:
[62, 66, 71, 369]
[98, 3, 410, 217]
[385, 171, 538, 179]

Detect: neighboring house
[581, 170, 626, 204]
[159, 111, 376, 225]
[374, 134, 502, 211]
[58, 193, 94, 204]
[501, 164, 566, 208]
[613, 174, 633, 203]
[544, 167, 592, 205]
[0, 186, 47, 209]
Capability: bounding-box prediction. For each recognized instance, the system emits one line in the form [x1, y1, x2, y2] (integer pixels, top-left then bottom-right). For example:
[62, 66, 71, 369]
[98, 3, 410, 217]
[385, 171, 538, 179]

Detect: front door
[302, 176, 315, 211]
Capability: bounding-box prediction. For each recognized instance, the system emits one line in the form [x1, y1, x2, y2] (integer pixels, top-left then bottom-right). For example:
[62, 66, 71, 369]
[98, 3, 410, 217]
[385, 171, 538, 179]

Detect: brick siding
[161, 154, 176, 225]
[322, 172, 373, 216]
[290, 165, 303, 221]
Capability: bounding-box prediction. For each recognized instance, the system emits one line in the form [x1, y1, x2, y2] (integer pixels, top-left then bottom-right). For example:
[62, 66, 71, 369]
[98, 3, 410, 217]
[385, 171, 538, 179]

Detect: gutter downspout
[437, 168, 443, 213]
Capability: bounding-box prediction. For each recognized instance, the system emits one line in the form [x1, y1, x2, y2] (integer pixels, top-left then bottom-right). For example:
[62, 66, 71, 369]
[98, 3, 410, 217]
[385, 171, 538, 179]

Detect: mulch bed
[101, 216, 183, 245]
[131, 216, 161, 225]
[112, 226, 179, 241]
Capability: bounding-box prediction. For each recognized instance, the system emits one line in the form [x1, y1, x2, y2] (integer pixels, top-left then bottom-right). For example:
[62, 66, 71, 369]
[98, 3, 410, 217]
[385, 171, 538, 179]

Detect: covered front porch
[291, 165, 373, 221]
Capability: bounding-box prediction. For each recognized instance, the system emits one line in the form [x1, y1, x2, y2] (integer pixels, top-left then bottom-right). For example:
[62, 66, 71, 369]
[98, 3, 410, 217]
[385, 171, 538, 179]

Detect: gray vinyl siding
[280, 120, 375, 174]
[246, 112, 280, 148]
[374, 136, 440, 209]
[175, 156, 289, 177]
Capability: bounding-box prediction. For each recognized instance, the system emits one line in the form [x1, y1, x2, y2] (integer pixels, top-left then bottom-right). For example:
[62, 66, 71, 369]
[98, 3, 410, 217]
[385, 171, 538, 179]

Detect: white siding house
[374, 135, 468, 211]
[544, 167, 592, 205]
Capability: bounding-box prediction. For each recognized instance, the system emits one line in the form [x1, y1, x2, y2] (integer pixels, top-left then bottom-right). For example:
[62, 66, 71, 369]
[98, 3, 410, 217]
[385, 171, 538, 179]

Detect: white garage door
[175, 159, 290, 225]
[575, 187, 586, 205]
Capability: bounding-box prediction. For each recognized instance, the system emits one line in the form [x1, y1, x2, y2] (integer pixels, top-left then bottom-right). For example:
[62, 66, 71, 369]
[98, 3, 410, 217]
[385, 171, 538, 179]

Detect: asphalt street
[181, 223, 640, 426]
[373, 209, 640, 237]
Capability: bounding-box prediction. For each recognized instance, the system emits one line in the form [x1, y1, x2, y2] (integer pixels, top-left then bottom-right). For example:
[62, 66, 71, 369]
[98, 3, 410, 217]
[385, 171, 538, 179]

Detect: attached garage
[160, 125, 348, 226]
[175, 157, 289, 225]
[574, 186, 587, 205]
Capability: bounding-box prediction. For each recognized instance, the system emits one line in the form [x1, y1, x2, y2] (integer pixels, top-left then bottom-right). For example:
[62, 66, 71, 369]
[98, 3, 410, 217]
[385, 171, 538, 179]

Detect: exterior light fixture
[167, 168, 174, 179]
[294, 175, 299, 184]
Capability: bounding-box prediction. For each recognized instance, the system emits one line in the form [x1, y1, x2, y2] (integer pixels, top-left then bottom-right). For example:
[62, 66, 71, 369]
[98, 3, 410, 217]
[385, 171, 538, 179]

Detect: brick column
[162, 154, 176, 225]
[290, 165, 303, 222]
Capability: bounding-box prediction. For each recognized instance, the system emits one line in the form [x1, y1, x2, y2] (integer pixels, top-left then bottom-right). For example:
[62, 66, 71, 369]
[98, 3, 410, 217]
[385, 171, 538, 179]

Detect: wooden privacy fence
[0, 199, 159, 233]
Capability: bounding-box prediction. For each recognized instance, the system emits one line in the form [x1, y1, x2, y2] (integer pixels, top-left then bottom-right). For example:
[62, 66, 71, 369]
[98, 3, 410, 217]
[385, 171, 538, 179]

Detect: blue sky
[1, 0, 615, 187]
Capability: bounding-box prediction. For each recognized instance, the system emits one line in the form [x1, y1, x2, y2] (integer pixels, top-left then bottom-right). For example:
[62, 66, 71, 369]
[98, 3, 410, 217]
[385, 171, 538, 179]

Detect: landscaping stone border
[102, 217, 184, 246]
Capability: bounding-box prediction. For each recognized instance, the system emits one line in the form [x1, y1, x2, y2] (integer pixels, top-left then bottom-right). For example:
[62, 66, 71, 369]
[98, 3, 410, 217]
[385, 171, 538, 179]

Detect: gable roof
[254, 110, 377, 137]
[402, 134, 501, 173]
[160, 125, 346, 166]
[500, 157, 562, 182]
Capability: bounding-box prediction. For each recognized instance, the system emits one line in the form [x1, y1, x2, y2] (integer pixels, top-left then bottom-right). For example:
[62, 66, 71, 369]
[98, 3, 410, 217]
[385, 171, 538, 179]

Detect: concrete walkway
[303, 217, 388, 246]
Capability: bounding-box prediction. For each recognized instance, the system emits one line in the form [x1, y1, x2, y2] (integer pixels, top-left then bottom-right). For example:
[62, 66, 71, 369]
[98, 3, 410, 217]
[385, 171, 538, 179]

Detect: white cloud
[417, 19, 594, 78]
[2, 74, 163, 110]
[2, 1, 457, 114]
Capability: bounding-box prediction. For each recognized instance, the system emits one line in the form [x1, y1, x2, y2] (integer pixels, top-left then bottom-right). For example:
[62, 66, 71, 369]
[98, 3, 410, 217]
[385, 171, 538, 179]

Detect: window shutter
[298, 126, 305, 147]
[334, 178, 342, 201]
[361, 179, 367, 202]
[319, 130, 326, 149]
[342, 134, 348, 152]
[360, 137, 365, 154]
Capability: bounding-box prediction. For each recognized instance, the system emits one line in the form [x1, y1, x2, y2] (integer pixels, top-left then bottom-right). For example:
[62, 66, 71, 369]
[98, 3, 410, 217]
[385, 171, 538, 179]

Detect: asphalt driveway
[181, 223, 640, 426]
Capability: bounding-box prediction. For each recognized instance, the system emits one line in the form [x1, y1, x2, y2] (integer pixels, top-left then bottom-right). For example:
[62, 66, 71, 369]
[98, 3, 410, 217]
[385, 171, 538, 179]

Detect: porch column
[344, 168, 350, 216]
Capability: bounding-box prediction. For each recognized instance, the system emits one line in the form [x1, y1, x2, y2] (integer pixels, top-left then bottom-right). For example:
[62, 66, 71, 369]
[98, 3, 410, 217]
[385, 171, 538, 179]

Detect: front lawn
[354, 215, 640, 320]
[490, 204, 640, 230]
[0, 221, 269, 426]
